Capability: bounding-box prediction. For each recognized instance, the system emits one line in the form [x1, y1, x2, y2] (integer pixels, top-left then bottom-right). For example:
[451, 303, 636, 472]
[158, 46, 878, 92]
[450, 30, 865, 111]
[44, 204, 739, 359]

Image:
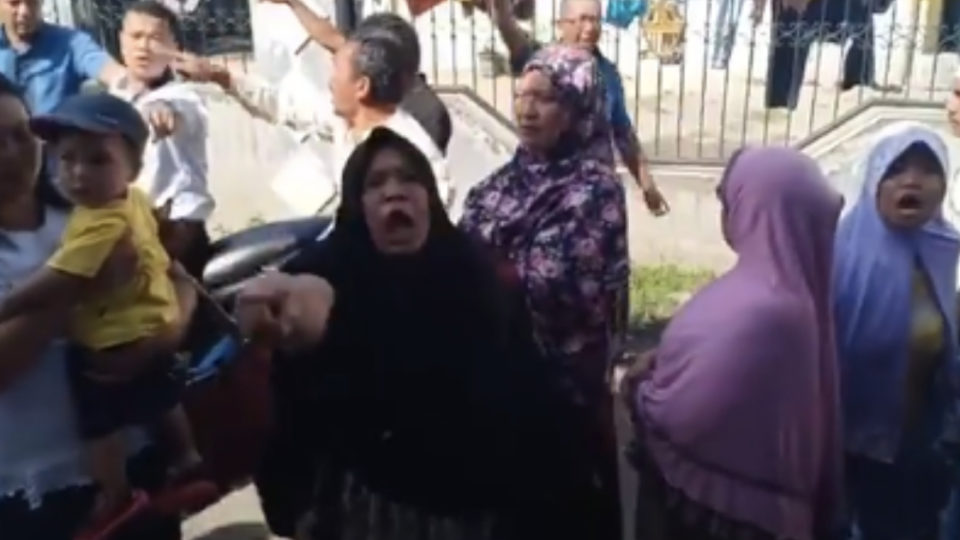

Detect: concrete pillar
[881, 0, 920, 89]
[923, 0, 942, 52]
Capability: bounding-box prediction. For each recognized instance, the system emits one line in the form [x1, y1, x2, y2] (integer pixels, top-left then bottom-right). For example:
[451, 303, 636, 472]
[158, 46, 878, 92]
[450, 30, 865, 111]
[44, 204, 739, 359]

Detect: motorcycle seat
[202, 217, 332, 299]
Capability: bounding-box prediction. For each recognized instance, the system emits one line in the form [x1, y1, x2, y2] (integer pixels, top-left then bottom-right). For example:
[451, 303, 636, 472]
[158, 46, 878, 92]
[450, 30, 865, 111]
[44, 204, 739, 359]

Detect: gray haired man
[172, 14, 453, 207]
[255, 2, 452, 154]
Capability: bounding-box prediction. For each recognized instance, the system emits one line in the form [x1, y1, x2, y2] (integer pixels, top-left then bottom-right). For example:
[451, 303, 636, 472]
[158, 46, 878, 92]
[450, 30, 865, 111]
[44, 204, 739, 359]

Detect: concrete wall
[203, 80, 956, 274]
[192, 0, 960, 273]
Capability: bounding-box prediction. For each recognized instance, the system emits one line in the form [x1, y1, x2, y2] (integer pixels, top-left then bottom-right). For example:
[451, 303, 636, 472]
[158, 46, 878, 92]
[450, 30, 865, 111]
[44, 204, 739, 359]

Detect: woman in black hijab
[238, 128, 592, 540]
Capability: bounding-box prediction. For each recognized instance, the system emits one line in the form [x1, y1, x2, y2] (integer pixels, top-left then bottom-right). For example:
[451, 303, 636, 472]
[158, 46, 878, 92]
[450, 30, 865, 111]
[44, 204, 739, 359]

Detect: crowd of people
[2, 0, 960, 539]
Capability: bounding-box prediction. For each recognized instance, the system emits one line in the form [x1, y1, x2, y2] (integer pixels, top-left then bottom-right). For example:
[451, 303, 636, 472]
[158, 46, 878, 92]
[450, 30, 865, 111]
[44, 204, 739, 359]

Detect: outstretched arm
[171, 52, 333, 136]
[7, 213, 132, 323]
[489, 0, 537, 71]
[263, 0, 347, 52]
[69, 29, 126, 87]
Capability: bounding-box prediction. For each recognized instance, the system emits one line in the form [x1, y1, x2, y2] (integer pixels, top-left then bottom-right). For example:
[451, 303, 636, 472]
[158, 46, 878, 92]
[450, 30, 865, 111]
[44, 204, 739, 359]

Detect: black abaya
[254, 128, 600, 540]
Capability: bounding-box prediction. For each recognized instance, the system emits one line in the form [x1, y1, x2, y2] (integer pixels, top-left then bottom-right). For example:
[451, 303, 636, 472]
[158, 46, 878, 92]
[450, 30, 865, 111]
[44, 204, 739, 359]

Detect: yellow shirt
[903, 267, 945, 430]
[48, 188, 178, 350]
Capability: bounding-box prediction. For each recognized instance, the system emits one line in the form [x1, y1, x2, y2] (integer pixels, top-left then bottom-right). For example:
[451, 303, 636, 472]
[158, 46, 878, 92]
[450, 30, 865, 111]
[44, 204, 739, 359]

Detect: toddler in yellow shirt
[0, 93, 203, 530]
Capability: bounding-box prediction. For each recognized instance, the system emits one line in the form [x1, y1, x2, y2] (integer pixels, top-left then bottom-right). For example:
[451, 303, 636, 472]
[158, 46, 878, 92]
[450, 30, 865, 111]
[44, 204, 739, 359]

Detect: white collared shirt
[111, 76, 213, 222]
[226, 72, 454, 207]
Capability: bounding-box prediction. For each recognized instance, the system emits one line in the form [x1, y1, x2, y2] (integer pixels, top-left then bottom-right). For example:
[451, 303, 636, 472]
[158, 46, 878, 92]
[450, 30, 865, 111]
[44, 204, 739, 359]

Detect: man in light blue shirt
[0, 0, 125, 113]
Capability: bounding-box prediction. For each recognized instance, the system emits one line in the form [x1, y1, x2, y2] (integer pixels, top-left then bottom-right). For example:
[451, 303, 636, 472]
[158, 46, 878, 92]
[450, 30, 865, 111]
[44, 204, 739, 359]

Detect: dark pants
[766, 0, 876, 110]
[176, 224, 221, 358]
[67, 346, 182, 439]
[177, 223, 211, 282]
[0, 447, 181, 540]
[845, 452, 951, 540]
[845, 403, 952, 540]
[942, 0, 960, 53]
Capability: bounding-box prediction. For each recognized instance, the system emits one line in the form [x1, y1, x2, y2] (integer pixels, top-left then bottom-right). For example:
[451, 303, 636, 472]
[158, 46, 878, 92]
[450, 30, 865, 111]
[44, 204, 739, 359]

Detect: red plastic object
[450, 0, 534, 19]
[74, 490, 150, 540]
[406, 0, 446, 16]
[182, 343, 274, 491]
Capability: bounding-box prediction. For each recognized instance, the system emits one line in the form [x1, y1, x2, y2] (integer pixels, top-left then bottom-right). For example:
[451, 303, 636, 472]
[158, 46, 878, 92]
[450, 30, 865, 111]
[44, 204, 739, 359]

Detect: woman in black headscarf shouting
[237, 128, 590, 540]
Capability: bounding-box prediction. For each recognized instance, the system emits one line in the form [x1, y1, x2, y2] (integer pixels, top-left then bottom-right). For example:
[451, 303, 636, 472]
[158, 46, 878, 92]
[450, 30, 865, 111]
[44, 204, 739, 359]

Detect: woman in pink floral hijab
[459, 43, 628, 540]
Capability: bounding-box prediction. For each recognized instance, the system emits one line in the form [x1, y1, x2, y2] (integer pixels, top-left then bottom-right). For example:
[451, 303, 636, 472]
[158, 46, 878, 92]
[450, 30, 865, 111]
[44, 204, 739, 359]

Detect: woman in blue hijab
[833, 121, 960, 539]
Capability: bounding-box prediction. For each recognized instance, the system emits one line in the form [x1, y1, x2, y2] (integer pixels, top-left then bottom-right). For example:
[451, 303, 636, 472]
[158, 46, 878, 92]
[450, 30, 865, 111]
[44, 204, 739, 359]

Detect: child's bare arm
[0, 267, 87, 322]
[20, 211, 134, 325]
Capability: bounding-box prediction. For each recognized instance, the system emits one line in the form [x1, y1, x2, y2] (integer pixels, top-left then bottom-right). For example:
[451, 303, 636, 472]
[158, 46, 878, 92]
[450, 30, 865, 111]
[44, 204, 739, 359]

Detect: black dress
[254, 128, 599, 540]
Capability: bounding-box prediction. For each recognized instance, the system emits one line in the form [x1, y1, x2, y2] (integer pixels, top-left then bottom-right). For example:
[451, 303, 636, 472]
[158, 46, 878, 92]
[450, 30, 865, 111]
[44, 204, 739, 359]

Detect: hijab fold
[833, 122, 960, 462]
[636, 148, 844, 540]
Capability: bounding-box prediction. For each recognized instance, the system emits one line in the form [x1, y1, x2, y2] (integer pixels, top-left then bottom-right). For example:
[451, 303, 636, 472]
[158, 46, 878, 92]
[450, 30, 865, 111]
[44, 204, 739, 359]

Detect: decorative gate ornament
[641, 0, 685, 64]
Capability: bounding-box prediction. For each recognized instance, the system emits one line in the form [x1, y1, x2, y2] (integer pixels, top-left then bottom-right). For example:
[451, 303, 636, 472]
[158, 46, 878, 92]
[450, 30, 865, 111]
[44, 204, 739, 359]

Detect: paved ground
[184, 488, 274, 540]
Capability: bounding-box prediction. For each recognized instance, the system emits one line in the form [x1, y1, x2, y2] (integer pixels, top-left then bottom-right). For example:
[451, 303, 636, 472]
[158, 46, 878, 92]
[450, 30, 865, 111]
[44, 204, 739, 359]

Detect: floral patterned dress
[459, 45, 628, 540]
[459, 45, 629, 402]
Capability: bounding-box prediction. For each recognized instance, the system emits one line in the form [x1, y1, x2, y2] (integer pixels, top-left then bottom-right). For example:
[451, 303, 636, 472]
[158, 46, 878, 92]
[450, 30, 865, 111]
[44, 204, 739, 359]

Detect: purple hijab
[635, 148, 844, 539]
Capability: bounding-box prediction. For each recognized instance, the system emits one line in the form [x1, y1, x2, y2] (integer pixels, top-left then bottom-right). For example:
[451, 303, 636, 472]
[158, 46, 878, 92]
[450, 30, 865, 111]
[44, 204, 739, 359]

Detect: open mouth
[383, 209, 415, 231]
[895, 193, 923, 212]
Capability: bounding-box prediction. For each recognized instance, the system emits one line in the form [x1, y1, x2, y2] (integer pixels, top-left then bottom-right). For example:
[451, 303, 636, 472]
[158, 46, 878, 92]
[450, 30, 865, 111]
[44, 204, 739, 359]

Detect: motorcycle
[186, 215, 332, 483]
[108, 216, 333, 536]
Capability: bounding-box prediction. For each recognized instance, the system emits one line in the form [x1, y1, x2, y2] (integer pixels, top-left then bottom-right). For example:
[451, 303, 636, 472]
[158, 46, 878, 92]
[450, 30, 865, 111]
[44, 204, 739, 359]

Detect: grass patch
[629, 264, 714, 332]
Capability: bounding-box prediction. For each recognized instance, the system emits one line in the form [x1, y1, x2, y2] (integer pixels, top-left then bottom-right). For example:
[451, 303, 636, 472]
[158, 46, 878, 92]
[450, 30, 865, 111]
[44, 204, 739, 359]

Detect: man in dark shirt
[404, 73, 452, 156]
[489, 0, 668, 215]
[259, 0, 452, 154]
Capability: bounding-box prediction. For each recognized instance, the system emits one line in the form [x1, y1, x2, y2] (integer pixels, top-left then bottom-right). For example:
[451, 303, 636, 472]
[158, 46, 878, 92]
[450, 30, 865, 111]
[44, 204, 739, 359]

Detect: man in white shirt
[172, 20, 453, 209]
[946, 69, 960, 539]
[112, 0, 212, 277]
[256, 4, 453, 155]
[948, 68, 960, 146]
[946, 68, 960, 228]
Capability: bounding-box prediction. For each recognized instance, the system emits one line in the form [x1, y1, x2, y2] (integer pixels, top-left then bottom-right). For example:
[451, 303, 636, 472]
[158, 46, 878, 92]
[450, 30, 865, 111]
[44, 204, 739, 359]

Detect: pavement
[183, 488, 274, 540]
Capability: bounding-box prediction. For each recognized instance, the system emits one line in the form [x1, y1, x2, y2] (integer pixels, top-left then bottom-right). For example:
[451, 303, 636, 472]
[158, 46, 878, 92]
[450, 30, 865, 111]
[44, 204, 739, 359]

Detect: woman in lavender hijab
[629, 147, 844, 540]
[832, 122, 959, 540]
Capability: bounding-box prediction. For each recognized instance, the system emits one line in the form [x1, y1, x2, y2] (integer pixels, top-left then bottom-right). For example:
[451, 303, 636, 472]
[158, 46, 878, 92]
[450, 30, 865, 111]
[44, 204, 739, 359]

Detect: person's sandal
[74, 489, 150, 540]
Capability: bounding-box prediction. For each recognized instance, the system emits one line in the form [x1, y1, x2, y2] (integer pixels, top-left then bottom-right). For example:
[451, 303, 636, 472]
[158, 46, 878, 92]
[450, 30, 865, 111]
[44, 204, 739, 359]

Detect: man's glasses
[558, 14, 600, 25]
